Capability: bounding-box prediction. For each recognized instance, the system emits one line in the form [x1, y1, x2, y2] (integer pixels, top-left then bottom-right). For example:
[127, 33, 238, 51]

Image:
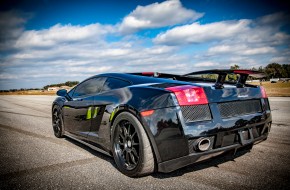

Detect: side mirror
[56, 89, 67, 97]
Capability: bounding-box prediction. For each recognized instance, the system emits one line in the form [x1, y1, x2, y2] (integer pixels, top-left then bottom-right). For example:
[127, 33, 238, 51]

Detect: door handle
[75, 98, 83, 101]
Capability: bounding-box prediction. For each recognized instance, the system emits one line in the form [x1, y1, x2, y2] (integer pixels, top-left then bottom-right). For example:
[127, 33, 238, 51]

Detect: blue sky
[0, 0, 289, 90]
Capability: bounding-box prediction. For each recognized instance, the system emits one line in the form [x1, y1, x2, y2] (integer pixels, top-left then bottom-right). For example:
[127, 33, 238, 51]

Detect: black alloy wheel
[114, 120, 140, 170]
[112, 112, 155, 177]
[52, 106, 64, 138]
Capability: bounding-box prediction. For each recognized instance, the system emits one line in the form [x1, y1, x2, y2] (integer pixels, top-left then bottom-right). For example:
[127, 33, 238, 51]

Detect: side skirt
[64, 132, 112, 157]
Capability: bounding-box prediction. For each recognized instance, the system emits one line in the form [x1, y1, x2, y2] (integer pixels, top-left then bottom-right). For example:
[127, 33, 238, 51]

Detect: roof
[90, 73, 184, 85]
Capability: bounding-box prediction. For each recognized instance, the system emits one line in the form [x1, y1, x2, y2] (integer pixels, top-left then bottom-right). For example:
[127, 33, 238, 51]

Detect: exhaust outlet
[197, 137, 211, 151]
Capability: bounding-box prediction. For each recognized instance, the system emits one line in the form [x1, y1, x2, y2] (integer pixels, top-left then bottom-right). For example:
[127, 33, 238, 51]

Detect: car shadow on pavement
[64, 137, 252, 179]
[152, 146, 251, 179]
[64, 137, 116, 166]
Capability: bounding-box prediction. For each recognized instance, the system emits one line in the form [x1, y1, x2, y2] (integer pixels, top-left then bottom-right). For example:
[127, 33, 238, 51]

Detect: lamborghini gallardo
[52, 70, 272, 177]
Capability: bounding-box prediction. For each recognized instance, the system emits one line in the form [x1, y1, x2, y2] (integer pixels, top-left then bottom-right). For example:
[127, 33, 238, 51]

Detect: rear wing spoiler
[183, 69, 266, 89]
[130, 70, 265, 89]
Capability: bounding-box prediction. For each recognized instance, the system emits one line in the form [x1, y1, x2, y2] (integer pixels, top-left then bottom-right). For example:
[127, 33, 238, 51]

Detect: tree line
[260, 63, 290, 79]
[233, 63, 290, 79]
[43, 81, 79, 90]
[0, 88, 42, 92]
[0, 81, 80, 92]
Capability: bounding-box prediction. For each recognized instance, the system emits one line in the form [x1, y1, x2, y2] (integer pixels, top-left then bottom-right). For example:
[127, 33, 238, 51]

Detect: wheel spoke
[129, 152, 137, 165]
[123, 127, 128, 136]
[118, 124, 123, 133]
[131, 131, 136, 138]
[125, 151, 130, 164]
[118, 125, 125, 139]
[52, 123, 58, 129]
[119, 133, 125, 140]
[132, 148, 139, 159]
[121, 125, 128, 136]
[127, 123, 131, 134]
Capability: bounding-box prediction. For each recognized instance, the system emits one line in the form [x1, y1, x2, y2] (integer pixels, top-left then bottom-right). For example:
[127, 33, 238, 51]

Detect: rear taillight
[260, 86, 268, 98]
[166, 85, 208, 106]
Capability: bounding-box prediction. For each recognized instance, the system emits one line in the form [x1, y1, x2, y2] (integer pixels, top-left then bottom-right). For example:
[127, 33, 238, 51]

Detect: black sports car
[52, 70, 271, 177]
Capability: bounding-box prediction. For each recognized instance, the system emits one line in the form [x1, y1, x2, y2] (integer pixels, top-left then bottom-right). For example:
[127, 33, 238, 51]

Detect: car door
[63, 77, 107, 138]
[88, 77, 131, 149]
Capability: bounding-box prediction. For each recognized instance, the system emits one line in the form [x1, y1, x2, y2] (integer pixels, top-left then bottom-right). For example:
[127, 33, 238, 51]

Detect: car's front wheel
[112, 112, 155, 177]
[52, 105, 64, 138]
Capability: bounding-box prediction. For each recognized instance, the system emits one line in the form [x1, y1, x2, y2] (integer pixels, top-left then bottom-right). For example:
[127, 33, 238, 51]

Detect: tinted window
[73, 77, 106, 97]
[67, 88, 75, 98]
[103, 77, 130, 91]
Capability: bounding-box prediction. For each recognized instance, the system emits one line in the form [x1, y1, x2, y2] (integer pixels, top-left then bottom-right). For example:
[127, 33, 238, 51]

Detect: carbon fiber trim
[218, 100, 262, 118]
[181, 105, 212, 123]
[188, 139, 196, 154]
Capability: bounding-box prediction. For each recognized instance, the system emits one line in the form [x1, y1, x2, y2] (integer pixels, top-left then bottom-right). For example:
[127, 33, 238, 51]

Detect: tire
[52, 105, 64, 138]
[111, 112, 155, 177]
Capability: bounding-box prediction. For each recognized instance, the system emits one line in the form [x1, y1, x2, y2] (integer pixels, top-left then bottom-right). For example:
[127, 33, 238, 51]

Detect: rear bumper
[158, 133, 268, 173]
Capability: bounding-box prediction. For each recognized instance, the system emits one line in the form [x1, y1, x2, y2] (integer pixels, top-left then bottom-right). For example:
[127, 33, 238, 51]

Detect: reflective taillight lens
[140, 110, 154, 117]
[166, 85, 208, 105]
[260, 86, 268, 98]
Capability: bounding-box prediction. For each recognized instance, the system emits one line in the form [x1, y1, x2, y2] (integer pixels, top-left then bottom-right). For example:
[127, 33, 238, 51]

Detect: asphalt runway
[0, 95, 289, 189]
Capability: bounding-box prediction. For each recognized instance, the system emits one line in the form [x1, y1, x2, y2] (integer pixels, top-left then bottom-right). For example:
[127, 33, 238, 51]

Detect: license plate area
[238, 128, 254, 145]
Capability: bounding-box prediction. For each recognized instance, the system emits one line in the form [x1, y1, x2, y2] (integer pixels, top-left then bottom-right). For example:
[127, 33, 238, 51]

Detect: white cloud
[119, 0, 203, 34]
[15, 23, 114, 48]
[66, 66, 113, 73]
[208, 45, 276, 55]
[154, 12, 290, 47]
[194, 61, 219, 67]
[154, 19, 251, 45]
[0, 73, 19, 80]
[1, 21, 189, 89]
[270, 56, 290, 63]
[152, 12, 289, 70]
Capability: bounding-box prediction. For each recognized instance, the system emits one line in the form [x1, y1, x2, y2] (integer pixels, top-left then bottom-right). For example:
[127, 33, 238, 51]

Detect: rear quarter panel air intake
[217, 99, 262, 118]
[181, 105, 212, 123]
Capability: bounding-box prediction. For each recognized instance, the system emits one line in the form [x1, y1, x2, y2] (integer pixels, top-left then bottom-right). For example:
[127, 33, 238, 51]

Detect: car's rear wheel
[112, 112, 155, 177]
[52, 105, 64, 138]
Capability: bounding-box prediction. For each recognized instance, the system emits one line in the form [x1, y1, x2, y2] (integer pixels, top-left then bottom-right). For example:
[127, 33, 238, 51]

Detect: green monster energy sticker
[109, 107, 119, 122]
[92, 107, 99, 119]
[86, 107, 92, 120]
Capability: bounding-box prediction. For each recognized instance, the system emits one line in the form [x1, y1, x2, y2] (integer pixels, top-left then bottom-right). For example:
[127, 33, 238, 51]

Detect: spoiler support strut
[183, 69, 265, 89]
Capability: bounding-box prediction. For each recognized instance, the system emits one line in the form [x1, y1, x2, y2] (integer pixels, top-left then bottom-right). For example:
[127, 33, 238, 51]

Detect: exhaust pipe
[196, 137, 211, 151]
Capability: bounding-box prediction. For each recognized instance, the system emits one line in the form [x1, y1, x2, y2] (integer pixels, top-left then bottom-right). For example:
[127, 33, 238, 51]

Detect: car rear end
[135, 72, 272, 173]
